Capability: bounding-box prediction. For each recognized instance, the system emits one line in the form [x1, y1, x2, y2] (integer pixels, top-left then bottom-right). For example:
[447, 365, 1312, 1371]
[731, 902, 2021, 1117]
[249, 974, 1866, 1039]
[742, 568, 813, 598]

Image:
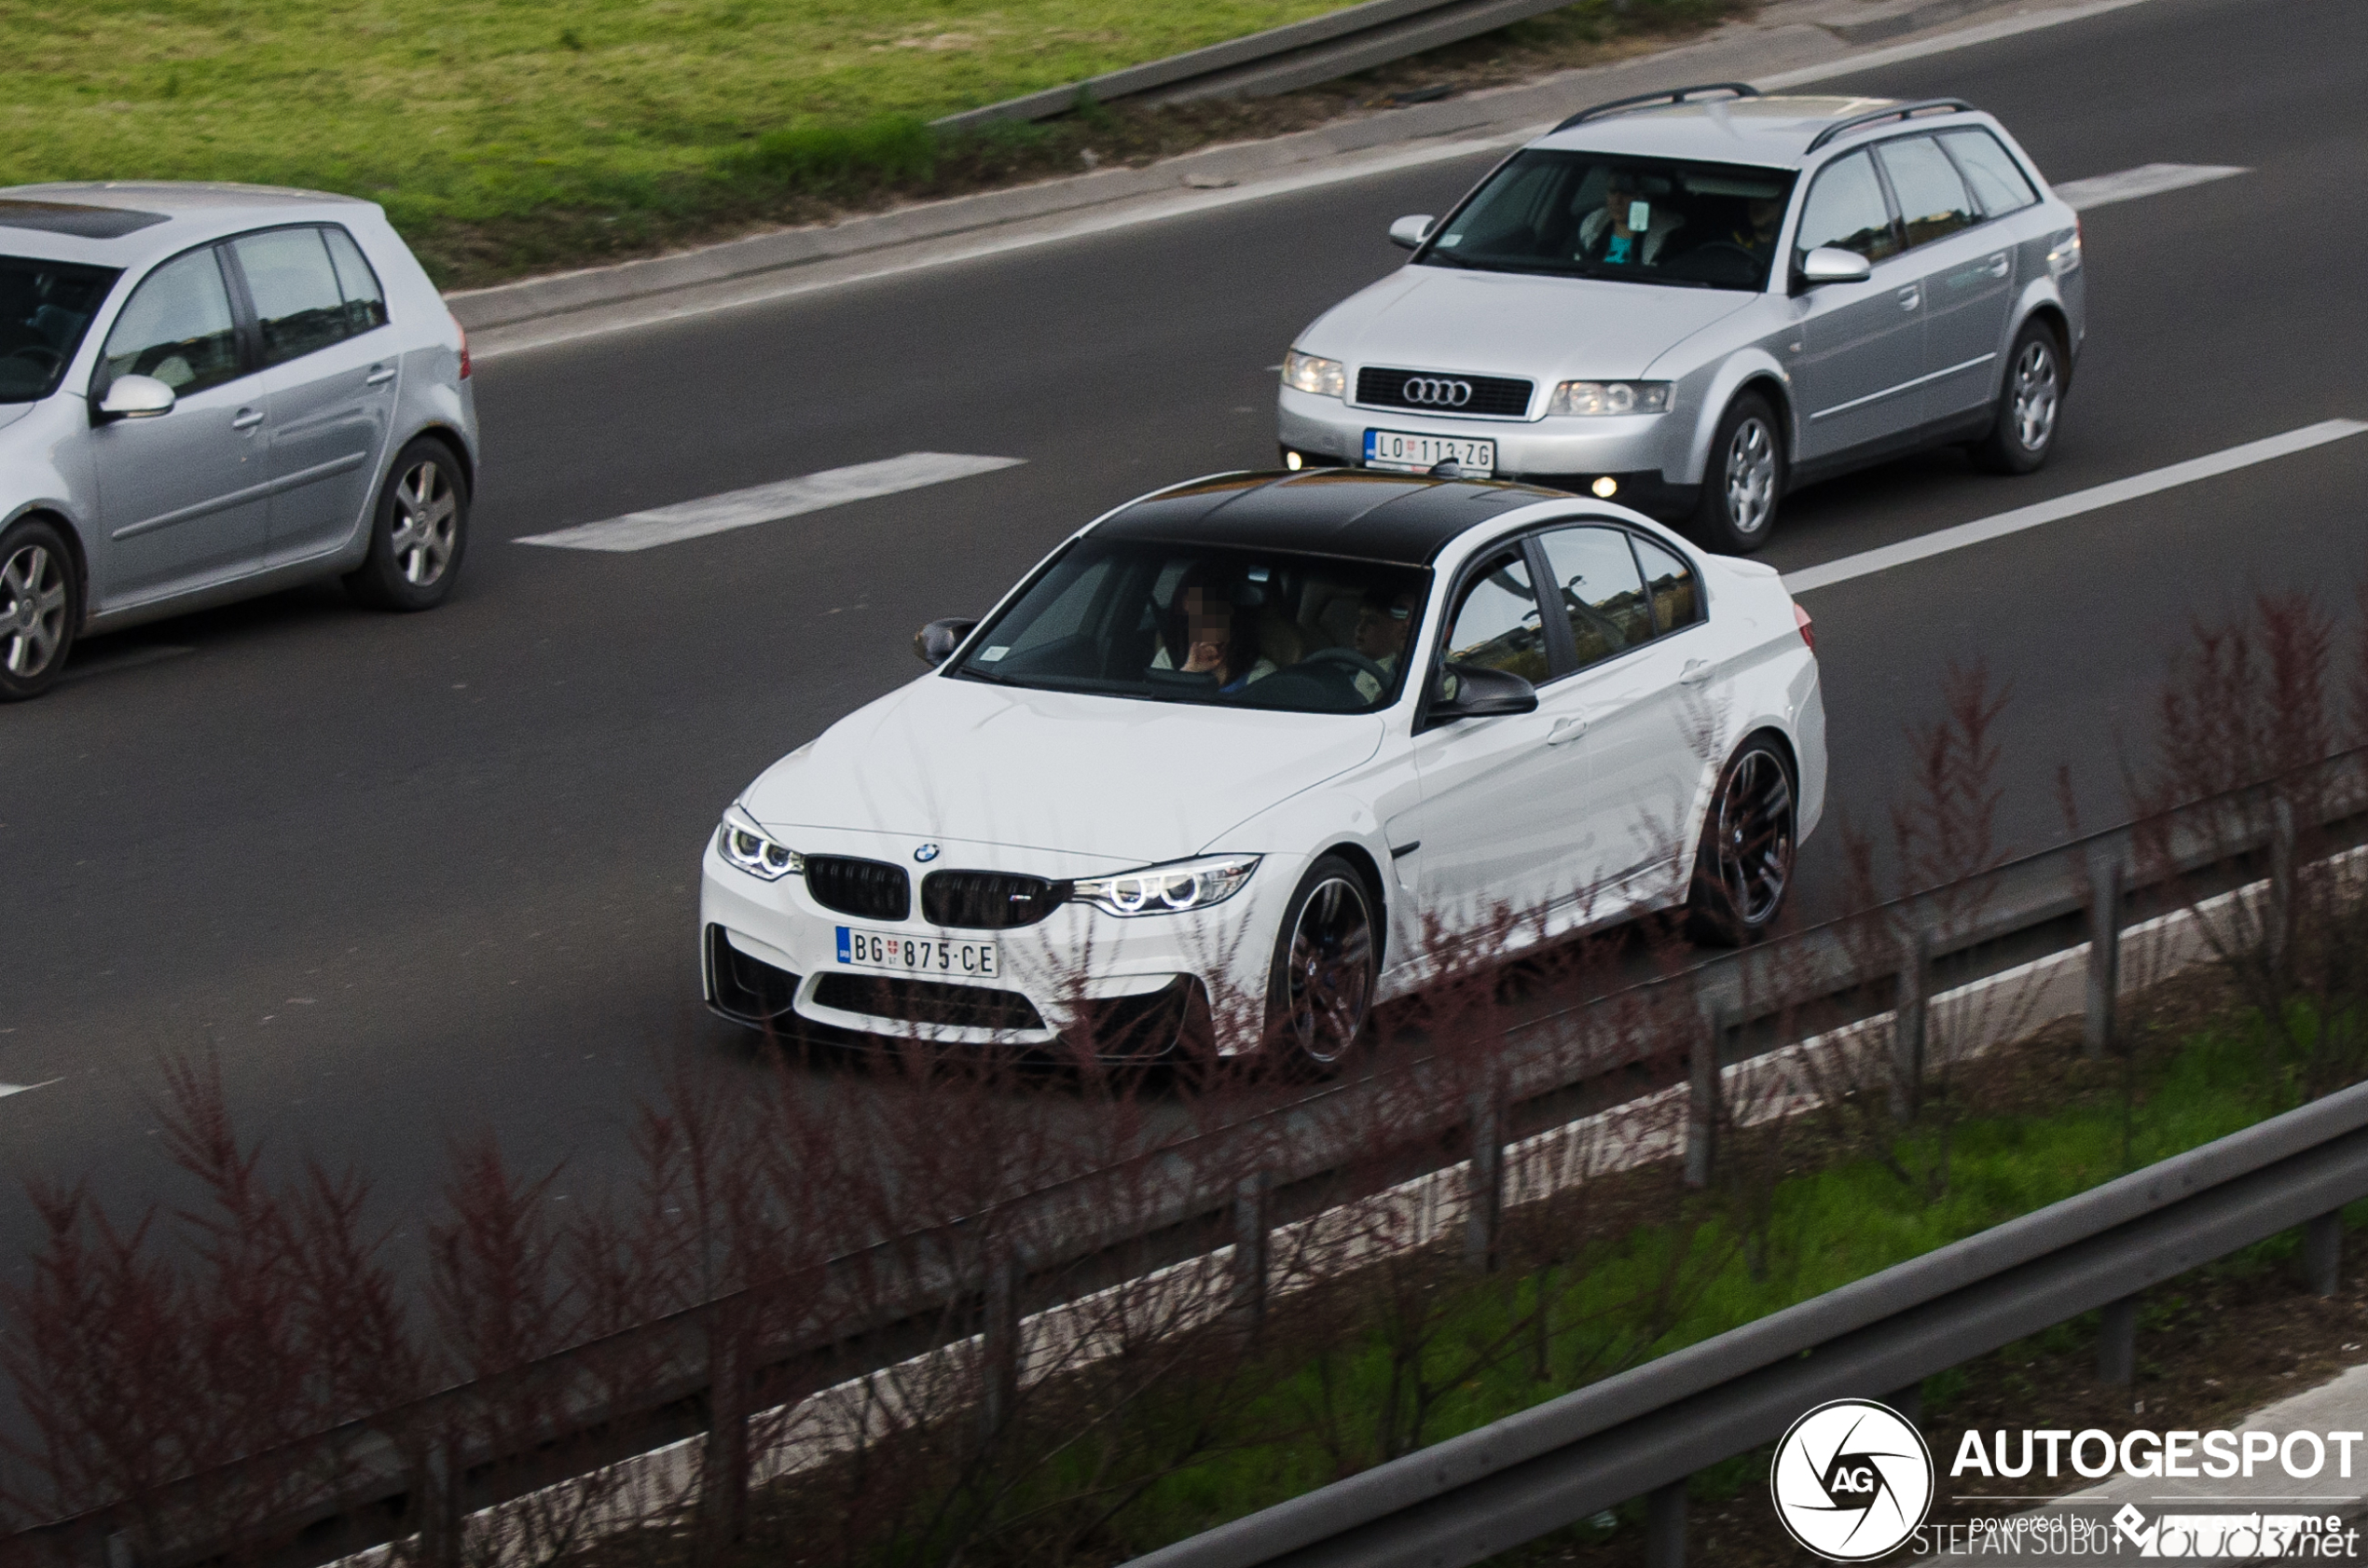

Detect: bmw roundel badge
[914, 843, 941, 862]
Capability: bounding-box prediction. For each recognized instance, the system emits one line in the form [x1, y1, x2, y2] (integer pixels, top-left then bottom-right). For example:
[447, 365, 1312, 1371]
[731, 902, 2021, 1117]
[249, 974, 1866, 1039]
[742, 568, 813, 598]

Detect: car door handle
[230, 407, 264, 431]
[1547, 715, 1590, 746]
[1678, 658, 1714, 686]
[364, 364, 396, 386]
[1986, 252, 2010, 279]
[1896, 285, 1921, 310]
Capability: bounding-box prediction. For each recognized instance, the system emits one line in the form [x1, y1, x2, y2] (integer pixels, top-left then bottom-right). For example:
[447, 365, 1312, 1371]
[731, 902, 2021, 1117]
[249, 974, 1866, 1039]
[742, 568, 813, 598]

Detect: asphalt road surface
[2, 0, 2362, 1274]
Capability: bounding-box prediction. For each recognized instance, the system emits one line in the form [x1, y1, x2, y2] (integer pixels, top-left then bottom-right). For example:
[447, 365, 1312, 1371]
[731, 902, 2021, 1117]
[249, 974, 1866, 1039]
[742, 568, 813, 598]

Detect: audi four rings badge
[1402, 377, 1474, 407]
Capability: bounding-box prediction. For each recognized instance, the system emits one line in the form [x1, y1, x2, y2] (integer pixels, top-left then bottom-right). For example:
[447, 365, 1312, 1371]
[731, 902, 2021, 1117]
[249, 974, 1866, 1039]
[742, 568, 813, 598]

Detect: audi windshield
[951, 540, 1431, 715]
[1421, 151, 1798, 292]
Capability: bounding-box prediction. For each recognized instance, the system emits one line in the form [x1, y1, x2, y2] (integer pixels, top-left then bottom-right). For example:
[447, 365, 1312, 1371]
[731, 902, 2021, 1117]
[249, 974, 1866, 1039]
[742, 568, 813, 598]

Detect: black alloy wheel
[0, 516, 78, 702]
[1267, 855, 1378, 1068]
[1685, 737, 1797, 945]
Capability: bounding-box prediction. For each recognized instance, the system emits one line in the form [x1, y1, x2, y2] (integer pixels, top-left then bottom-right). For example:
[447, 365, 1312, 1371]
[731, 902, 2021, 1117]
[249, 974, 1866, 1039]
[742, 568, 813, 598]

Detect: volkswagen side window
[1876, 137, 1979, 249]
[1795, 151, 1901, 267]
[321, 226, 391, 336]
[227, 227, 352, 366]
[94, 247, 243, 401]
[1535, 526, 1651, 670]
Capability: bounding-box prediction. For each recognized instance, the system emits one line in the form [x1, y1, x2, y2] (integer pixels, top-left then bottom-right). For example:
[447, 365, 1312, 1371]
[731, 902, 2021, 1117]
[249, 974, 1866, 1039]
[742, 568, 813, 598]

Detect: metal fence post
[701, 1295, 751, 1547]
[2098, 1296, 2139, 1386]
[1892, 927, 1933, 1120]
[2086, 856, 2124, 1061]
[2268, 795, 2297, 979]
[981, 1247, 1022, 1440]
[1686, 1001, 1723, 1190]
[1645, 1479, 1687, 1568]
[418, 1438, 462, 1568]
[1231, 1171, 1272, 1324]
[2305, 1211, 2343, 1299]
[1466, 1075, 1505, 1272]
[104, 1534, 137, 1568]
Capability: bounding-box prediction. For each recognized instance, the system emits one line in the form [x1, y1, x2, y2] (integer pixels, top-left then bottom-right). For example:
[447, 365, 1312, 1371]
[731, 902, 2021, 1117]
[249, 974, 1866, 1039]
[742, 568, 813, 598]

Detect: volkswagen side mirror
[915, 616, 978, 667]
[1427, 662, 1537, 722]
[96, 374, 176, 420]
[1797, 246, 1874, 289]
[1388, 214, 1436, 251]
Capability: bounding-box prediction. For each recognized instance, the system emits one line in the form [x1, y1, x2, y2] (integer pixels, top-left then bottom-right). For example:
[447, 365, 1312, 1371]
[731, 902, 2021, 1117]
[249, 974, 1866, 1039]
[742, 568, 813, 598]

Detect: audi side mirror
[1797, 246, 1874, 289]
[96, 374, 175, 421]
[1427, 662, 1537, 723]
[1388, 214, 1436, 251]
[915, 616, 979, 667]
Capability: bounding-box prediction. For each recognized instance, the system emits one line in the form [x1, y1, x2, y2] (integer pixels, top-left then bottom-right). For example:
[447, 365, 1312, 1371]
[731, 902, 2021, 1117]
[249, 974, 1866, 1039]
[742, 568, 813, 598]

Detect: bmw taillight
[1794, 601, 1815, 653]
[450, 314, 472, 379]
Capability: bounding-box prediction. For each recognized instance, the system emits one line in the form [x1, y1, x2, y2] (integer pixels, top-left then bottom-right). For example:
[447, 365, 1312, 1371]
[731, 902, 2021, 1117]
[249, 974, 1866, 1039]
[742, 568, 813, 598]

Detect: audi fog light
[716, 806, 803, 881]
[1283, 350, 1346, 399]
[1073, 854, 1260, 916]
[1549, 380, 1672, 417]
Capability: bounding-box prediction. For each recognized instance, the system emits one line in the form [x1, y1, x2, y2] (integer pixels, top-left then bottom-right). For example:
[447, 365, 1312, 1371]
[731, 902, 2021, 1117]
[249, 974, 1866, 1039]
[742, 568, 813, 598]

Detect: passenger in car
[1579, 177, 1685, 267]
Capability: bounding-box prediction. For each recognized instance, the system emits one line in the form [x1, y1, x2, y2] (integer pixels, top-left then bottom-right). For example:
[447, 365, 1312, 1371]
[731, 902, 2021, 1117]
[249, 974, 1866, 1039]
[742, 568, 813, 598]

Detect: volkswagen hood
[740, 675, 1387, 867]
[1302, 265, 1757, 384]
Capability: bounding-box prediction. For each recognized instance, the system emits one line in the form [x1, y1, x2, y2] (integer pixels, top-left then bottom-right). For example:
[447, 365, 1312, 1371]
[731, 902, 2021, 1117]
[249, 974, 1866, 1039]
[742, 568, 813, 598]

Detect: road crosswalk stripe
[514, 452, 1026, 553]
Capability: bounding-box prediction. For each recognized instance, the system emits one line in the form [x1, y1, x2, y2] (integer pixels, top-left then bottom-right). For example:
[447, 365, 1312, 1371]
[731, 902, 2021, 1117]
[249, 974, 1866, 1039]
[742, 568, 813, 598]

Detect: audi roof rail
[1805, 97, 1976, 152]
[1552, 81, 1758, 132]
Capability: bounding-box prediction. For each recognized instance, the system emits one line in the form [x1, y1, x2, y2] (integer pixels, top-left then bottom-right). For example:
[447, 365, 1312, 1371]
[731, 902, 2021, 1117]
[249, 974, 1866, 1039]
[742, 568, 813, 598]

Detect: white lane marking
[0, 1079, 62, 1102]
[2056, 161, 2249, 211]
[1784, 419, 2368, 596]
[1755, 0, 2161, 89]
[514, 452, 1026, 553]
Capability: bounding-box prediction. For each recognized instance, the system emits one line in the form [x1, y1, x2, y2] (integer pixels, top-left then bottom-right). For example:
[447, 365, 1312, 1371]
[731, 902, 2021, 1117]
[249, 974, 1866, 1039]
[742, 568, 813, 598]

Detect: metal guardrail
[930, 0, 1599, 131]
[20, 750, 2368, 1567]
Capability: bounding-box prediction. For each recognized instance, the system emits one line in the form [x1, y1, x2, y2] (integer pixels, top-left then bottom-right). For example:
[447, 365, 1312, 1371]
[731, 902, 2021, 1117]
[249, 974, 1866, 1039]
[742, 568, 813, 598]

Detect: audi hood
[1300, 264, 1757, 385]
[738, 674, 1387, 867]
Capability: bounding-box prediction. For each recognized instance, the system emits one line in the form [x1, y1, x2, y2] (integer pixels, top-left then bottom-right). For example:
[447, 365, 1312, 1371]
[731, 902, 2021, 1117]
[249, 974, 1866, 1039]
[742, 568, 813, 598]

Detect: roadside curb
[447, 0, 2139, 347]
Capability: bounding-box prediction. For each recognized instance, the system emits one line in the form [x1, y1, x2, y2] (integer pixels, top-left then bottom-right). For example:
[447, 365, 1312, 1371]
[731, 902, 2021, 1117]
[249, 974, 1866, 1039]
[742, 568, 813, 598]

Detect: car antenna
[1426, 460, 1466, 478]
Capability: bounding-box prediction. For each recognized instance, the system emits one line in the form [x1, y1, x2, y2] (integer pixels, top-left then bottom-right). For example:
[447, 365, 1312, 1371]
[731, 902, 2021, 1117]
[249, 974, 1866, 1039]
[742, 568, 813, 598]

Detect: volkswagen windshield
[950, 540, 1431, 715]
[1420, 151, 1798, 292]
[0, 256, 118, 403]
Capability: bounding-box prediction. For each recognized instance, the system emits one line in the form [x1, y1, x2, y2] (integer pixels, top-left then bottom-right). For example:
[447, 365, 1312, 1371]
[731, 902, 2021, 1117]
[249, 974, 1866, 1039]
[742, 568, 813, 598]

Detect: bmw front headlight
[1548, 380, 1672, 417]
[1282, 350, 1346, 399]
[715, 805, 803, 882]
[1072, 854, 1260, 916]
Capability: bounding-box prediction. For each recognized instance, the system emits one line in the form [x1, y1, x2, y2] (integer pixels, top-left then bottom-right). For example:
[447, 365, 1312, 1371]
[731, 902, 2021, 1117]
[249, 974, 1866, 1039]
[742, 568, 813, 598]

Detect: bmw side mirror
[96, 374, 176, 421]
[1388, 214, 1436, 251]
[1428, 662, 1537, 722]
[1797, 246, 1874, 289]
[915, 616, 978, 667]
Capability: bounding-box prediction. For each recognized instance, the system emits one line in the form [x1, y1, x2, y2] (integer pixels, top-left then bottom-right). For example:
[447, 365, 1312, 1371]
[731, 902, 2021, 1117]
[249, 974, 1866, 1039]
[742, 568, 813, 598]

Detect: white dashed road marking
[2055, 162, 2249, 211]
[514, 452, 1026, 553]
[0, 1079, 62, 1102]
[1784, 420, 2368, 597]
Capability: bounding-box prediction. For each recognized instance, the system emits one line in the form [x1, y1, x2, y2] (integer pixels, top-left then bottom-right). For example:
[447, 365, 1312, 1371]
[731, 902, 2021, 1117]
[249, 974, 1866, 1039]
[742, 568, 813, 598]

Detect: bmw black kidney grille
[803, 856, 911, 922]
[921, 871, 1067, 930]
[1356, 366, 1534, 418]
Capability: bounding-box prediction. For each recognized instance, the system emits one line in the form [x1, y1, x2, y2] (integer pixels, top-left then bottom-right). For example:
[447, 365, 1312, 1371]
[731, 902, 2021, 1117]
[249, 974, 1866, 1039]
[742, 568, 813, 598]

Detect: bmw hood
[1305, 266, 1756, 383]
[739, 676, 1387, 867]
[0, 405, 33, 436]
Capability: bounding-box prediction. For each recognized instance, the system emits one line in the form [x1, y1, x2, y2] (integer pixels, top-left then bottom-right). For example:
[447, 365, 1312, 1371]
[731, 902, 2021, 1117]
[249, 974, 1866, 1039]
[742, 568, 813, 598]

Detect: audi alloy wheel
[1975, 320, 2067, 475]
[1689, 392, 1787, 553]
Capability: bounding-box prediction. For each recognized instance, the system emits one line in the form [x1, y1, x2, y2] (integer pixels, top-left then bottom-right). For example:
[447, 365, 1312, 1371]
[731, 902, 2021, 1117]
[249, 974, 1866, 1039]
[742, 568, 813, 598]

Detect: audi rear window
[0, 256, 120, 403]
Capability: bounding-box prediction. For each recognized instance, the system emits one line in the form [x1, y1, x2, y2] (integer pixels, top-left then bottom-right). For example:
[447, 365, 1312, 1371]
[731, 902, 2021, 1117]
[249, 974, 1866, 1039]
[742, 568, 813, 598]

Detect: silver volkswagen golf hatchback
[1276, 89, 2086, 551]
[0, 182, 478, 700]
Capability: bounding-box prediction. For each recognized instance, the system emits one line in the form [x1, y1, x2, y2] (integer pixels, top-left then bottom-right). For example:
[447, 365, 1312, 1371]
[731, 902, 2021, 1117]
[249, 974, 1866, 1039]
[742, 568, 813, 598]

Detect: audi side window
[228, 227, 352, 366]
[1632, 534, 1701, 636]
[1876, 137, 1978, 249]
[1795, 151, 1901, 266]
[1940, 130, 2039, 216]
[95, 248, 243, 400]
[1442, 549, 1551, 685]
[1535, 526, 1651, 670]
[321, 226, 391, 336]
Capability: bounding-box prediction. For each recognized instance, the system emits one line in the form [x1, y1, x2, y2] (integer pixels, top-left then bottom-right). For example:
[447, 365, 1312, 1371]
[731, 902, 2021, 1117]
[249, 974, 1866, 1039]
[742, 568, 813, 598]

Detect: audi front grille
[1356, 366, 1535, 419]
[803, 856, 912, 922]
[920, 870, 1066, 929]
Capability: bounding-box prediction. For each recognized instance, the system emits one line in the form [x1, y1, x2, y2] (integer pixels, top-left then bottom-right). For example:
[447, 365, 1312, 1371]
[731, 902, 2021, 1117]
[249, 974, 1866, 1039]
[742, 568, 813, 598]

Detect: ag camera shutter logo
[1770, 1399, 1935, 1561]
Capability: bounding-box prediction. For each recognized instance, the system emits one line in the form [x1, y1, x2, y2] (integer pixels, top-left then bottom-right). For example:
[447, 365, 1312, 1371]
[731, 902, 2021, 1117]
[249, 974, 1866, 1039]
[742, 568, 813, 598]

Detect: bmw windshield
[950, 540, 1431, 715]
[1421, 150, 1797, 292]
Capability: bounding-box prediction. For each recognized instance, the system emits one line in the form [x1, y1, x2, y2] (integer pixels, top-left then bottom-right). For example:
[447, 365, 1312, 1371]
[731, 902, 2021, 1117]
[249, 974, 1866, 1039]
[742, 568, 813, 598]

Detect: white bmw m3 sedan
[701, 469, 1825, 1066]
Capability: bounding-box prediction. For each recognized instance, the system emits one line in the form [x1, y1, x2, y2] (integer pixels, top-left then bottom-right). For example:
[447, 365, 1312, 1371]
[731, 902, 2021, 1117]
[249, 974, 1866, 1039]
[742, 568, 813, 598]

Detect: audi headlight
[715, 805, 803, 882]
[1282, 350, 1346, 399]
[1072, 854, 1260, 916]
[1548, 380, 1672, 417]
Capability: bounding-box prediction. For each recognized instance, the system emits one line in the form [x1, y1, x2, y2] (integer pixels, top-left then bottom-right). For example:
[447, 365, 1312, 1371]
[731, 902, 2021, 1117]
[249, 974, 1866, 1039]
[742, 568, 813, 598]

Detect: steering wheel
[1299, 645, 1394, 695]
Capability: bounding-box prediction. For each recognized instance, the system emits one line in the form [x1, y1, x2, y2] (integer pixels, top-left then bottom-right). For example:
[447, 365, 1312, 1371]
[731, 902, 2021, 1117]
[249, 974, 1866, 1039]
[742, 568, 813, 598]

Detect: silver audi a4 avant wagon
[1276, 89, 2086, 551]
[0, 183, 478, 700]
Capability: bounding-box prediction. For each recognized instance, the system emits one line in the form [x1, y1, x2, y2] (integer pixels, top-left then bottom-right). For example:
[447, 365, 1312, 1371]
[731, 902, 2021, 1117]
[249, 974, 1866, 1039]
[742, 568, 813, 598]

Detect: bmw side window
[321, 227, 391, 336]
[1632, 534, 1701, 636]
[1795, 152, 1901, 268]
[227, 227, 351, 365]
[94, 247, 243, 401]
[1442, 548, 1550, 685]
[1876, 137, 1978, 249]
[1939, 130, 2039, 216]
[1535, 527, 1651, 670]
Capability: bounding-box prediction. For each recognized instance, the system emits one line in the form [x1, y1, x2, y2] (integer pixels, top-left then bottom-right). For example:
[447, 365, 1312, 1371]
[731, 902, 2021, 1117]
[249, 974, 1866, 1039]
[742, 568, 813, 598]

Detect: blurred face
[1746, 197, 1783, 240]
[1182, 586, 1232, 672]
[1604, 186, 1635, 230]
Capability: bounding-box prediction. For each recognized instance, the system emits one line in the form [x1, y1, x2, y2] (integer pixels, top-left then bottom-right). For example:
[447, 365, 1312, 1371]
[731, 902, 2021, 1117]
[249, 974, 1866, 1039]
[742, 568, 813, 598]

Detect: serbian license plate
[1364, 429, 1496, 475]
[836, 927, 999, 978]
